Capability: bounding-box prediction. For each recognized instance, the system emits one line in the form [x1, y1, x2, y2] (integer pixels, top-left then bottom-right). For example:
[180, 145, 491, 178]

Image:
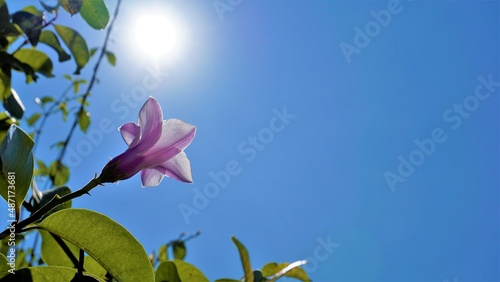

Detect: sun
[135, 15, 178, 59]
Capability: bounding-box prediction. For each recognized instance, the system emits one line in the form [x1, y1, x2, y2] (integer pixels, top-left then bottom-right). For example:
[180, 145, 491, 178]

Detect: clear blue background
[4, 0, 500, 281]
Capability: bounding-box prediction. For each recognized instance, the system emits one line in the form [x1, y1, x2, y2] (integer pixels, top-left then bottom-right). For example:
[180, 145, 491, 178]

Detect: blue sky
[3, 0, 499, 281]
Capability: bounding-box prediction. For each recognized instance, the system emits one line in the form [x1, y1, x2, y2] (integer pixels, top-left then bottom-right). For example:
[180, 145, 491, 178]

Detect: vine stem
[0, 176, 103, 240]
[57, 0, 122, 163]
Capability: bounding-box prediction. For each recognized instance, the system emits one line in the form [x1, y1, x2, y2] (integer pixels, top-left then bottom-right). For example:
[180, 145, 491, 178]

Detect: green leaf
[0, 1, 20, 38]
[54, 24, 89, 74]
[0, 253, 10, 278]
[27, 112, 41, 126]
[3, 89, 24, 119]
[39, 30, 71, 62]
[77, 110, 90, 133]
[11, 11, 43, 46]
[58, 102, 68, 121]
[155, 261, 181, 282]
[261, 261, 310, 282]
[171, 259, 208, 282]
[231, 237, 254, 282]
[0, 65, 10, 103]
[0, 52, 37, 83]
[0, 125, 34, 217]
[73, 79, 87, 94]
[39, 96, 55, 106]
[36, 159, 47, 176]
[105, 51, 115, 66]
[35, 209, 155, 282]
[48, 161, 70, 186]
[0, 266, 104, 282]
[158, 244, 168, 262]
[89, 47, 97, 57]
[79, 0, 109, 30]
[40, 1, 60, 14]
[0, 112, 18, 144]
[59, 0, 82, 15]
[22, 5, 42, 16]
[172, 241, 186, 260]
[13, 49, 54, 80]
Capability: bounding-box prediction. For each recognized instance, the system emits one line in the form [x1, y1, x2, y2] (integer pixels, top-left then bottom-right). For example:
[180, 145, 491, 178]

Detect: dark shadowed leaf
[0, 125, 34, 216]
[11, 11, 43, 46]
[3, 89, 24, 119]
[0, 51, 37, 84]
[0, 266, 104, 282]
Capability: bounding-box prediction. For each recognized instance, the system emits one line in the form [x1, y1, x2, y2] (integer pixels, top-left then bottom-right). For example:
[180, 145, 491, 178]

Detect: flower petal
[135, 97, 163, 152]
[119, 122, 140, 147]
[153, 151, 193, 183]
[142, 119, 196, 167]
[141, 168, 165, 187]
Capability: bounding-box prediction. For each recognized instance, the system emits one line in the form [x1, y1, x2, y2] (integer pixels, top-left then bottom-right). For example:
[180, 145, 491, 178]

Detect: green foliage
[0, 266, 104, 282]
[26, 112, 41, 126]
[0, 112, 17, 143]
[40, 1, 59, 14]
[77, 109, 90, 133]
[172, 241, 186, 260]
[3, 89, 24, 119]
[170, 260, 208, 282]
[155, 261, 181, 282]
[59, 0, 82, 15]
[79, 0, 109, 30]
[13, 49, 54, 81]
[232, 237, 254, 282]
[39, 30, 71, 62]
[11, 10, 43, 46]
[262, 262, 310, 282]
[0, 51, 37, 85]
[54, 25, 89, 74]
[48, 161, 70, 186]
[0, 253, 9, 278]
[35, 209, 155, 281]
[0, 125, 34, 217]
[33, 186, 71, 213]
[105, 51, 115, 66]
[0, 66, 10, 103]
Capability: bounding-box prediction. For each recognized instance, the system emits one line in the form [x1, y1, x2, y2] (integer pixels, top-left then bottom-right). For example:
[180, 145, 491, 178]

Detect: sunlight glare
[135, 15, 177, 58]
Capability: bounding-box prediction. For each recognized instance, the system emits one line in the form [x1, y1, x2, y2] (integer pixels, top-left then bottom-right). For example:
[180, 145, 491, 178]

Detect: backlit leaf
[27, 112, 41, 126]
[59, 0, 82, 15]
[105, 51, 115, 66]
[80, 0, 109, 30]
[231, 237, 254, 282]
[13, 49, 54, 80]
[54, 24, 89, 74]
[39, 30, 71, 62]
[155, 261, 181, 282]
[36, 209, 155, 282]
[48, 161, 70, 186]
[77, 109, 90, 133]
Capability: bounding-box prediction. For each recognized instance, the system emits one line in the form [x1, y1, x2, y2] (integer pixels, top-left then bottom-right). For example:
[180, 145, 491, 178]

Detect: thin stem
[0, 177, 102, 240]
[51, 233, 80, 268]
[57, 0, 122, 163]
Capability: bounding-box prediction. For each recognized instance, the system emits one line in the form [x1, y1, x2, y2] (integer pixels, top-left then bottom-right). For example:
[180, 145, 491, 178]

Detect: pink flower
[99, 97, 196, 187]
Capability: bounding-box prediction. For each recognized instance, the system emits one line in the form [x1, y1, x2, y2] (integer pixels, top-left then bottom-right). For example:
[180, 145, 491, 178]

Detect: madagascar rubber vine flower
[99, 97, 196, 187]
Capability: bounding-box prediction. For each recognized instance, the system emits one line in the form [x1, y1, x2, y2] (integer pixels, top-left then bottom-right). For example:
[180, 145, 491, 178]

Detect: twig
[57, 0, 122, 164]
